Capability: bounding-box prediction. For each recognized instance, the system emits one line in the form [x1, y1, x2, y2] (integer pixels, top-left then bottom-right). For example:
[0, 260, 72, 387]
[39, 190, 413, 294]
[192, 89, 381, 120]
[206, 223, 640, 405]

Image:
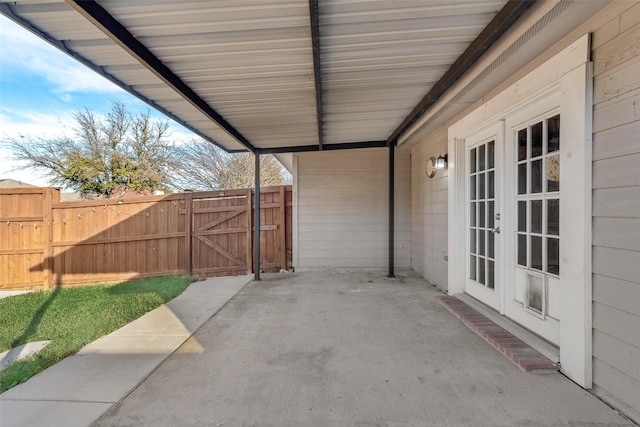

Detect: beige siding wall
[591, 2, 640, 417]
[294, 148, 411, 269]
[410, 127, 448, 290]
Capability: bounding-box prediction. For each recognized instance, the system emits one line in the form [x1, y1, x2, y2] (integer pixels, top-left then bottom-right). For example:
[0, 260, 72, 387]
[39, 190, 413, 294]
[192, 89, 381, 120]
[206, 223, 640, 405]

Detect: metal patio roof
[1, 0, 531, 154]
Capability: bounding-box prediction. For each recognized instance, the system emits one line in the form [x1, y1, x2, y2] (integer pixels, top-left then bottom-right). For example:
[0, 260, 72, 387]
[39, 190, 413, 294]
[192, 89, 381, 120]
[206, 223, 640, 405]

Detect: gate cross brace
[193, 235, 245, 267]
[198, 208, 246, 231]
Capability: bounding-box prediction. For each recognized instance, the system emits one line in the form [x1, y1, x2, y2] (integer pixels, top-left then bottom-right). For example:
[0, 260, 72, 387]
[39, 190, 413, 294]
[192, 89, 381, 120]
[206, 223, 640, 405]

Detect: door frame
[447, 34, 593, 388]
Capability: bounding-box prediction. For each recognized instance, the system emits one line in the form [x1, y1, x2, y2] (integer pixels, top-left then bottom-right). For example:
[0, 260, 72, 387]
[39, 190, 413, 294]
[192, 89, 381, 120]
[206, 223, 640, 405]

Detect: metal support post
[254, 150, 261, 281]
[388, 141, 395, 278]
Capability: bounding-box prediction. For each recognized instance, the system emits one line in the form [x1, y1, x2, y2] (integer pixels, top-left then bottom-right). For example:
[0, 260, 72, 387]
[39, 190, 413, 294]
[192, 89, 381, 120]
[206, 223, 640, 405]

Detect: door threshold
[436, 294, 559, 372]
[456, 293, 559, 363]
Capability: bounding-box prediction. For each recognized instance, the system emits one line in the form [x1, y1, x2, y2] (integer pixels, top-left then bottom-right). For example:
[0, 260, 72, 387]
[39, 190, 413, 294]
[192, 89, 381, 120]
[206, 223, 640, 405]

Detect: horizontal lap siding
[410, 127, 448, 289]
[295, 148, 411, 269]
[591, 2, 640, 417]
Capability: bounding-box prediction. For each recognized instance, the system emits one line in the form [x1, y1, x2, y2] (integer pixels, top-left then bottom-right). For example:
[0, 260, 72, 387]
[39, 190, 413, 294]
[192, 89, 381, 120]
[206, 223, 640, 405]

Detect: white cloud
[0, 16, 125, 95]
[0, 108, 72, 186]
[168, 125, 201, 145]
[0, 107, 76, 139]
[0, 147, 52, 187]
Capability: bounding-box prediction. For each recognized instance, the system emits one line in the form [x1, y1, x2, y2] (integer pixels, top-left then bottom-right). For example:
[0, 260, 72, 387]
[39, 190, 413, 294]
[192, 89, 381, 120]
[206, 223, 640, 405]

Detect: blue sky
[0, 15, 196, 187]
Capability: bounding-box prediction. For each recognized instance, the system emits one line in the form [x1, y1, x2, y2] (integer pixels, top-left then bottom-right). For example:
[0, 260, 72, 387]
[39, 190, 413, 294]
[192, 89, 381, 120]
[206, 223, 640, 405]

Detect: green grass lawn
[0, 275, 196, 393]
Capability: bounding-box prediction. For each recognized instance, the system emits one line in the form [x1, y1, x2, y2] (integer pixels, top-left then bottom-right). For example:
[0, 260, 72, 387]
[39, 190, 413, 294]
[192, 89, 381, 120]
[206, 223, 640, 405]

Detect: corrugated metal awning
[1, 0, 520, 153]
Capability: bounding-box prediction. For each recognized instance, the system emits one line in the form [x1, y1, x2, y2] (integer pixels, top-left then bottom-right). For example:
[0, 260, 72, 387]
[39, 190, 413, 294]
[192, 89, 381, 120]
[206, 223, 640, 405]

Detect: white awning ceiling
[1, 1, 518, 153]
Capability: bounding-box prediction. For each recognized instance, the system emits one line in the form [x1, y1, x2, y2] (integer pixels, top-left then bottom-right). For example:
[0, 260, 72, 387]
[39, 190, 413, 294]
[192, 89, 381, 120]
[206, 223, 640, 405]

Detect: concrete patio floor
[89, 270, 632, 427]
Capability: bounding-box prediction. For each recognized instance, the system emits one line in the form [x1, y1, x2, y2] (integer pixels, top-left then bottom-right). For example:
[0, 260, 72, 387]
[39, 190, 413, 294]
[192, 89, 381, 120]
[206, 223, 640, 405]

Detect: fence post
[185, 192, 193, 275]
[42, 188, 57, 289]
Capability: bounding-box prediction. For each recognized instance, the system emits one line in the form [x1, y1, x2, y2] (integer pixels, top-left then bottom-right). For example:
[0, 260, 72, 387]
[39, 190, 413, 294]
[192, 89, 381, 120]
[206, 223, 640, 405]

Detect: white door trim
[447, 34, 593, 388]
[556, 60, 593, 388]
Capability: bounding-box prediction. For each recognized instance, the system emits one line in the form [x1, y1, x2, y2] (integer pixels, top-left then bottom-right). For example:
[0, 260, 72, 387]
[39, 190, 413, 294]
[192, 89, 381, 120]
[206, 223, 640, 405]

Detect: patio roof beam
[386, 0, 533, 145]
[260, 140, 387, 154]
[309, 0, 324, 151]
[67, 0, 257, 153]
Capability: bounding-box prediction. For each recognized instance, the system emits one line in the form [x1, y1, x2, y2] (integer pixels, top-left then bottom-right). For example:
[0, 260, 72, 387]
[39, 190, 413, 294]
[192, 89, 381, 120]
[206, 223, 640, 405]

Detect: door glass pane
[470, 148, 477, 173]
[470, 229, 477, 254]
[547, 238, 560, 275]
[547, 199, 559, 235]
[531, 236, 542, 271]
[479, 144, 486, 171]
[479, 258, 486, 285]
[470, 175, 476, 200]
[547, 115, 560, 153]
[470, 255, 477, 280]
[488, 201, 494, 228]
[488, 232, 494, 258]
[487, 171, 494, 198]
[488, 141, 495, 169]
[518, 201, 526, 232]
[531, 200, 542, 234]
[478, 172, 485, 199]
[518, 234, 527, 266]
[470, 202, 477, 227]
[531, 122, 543, 157]
[479, 230, 485, 256]
[479, 201, 485, 227]
[547, 155, 560, 192]
[487, 260, 495, 290]
[531, 159, 542, 193]
[518, 129, 527, 161]
[518, 163, 527, 194]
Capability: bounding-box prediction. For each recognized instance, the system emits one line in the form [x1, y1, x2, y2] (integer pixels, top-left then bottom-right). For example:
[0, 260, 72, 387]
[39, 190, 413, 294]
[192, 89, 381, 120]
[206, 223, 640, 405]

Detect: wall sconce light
[435, 153, 448, 169]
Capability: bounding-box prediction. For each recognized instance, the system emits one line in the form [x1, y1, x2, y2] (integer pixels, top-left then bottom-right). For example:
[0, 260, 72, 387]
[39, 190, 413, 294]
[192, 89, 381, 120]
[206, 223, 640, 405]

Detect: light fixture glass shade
[435, 154, 448, 169]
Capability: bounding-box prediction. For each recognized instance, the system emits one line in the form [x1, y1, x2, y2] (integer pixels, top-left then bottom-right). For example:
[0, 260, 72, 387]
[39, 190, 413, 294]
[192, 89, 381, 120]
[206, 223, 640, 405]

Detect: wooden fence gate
[189, 190, 252, 277]
[189, 186, 292, 277]
[0, 186, 292, 289]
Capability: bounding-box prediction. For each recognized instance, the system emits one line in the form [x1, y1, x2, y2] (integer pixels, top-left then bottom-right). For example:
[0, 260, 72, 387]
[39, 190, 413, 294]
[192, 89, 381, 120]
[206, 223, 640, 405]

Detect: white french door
[464, 126, 502, 311]
[504, 111, 561, 345]
[461, 111, 561, 346]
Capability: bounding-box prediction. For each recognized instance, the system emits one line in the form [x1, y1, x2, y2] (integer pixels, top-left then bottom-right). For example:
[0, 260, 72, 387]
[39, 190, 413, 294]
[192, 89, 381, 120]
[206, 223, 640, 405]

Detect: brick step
[435, 295, 559, 373]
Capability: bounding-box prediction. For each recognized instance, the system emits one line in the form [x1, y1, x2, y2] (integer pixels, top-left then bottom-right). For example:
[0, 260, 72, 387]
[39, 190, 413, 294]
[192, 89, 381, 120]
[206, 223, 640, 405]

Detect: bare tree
[3, 101, 175, 198]
[171, 138, 290, 191]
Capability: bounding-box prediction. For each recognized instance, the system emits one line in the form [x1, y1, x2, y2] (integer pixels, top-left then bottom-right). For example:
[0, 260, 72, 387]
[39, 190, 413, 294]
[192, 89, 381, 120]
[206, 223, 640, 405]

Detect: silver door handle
[490, 227, 501, 234]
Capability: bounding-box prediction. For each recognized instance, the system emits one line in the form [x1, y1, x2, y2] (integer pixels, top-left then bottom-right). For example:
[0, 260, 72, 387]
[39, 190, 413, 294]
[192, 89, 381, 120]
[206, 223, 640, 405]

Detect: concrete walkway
[0, 271, 635, 426]
[0, 274, 253, 427]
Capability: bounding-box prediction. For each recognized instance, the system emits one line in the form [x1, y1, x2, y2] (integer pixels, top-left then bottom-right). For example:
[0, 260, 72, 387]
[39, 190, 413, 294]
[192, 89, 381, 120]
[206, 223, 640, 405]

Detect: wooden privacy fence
[0, 186, 292, 290]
